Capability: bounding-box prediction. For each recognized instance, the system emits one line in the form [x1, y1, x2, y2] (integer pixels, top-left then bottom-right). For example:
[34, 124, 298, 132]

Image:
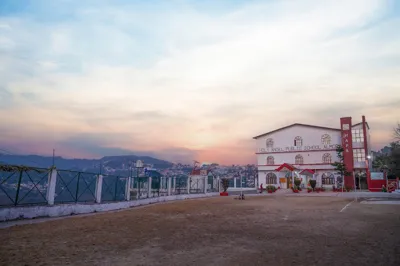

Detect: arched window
[321, 134, 331, 145]
[266, 173, 277, 184]
[322, 172, 335, 185]
[267, 156, 274, 165]
[266, 138, 274, 148]
[295, 154, 303, 164]
[322, 153, 332, 164]
[294, 136, 303, 147]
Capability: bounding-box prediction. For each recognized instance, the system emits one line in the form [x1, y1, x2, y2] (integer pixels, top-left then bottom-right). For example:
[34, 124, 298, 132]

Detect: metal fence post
[95, 175, 103, 203]
[14, 169, 24, 206]
[75, 172, 81, 203]
[46, 168, 57, 205]
[187, 176, 190, 194]
[167, 177, 172, 196]
[125, 176, 131, 201]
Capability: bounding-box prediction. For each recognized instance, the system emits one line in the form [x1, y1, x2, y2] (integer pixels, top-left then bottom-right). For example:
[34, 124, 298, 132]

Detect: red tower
[340, 117, 355, 188]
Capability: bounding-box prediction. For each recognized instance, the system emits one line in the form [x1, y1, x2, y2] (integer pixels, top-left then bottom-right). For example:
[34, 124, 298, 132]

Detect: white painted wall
[0, 193, 220, 222]
[255, 125, 341, 166]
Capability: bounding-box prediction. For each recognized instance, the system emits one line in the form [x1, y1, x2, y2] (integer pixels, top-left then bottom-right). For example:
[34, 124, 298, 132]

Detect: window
[266, 173, 277, 184]
[322, 172, 335, 185]
[353, 149, 365, 162]
[322, 153, 332, 164]
[267, 156, 274, 165]
[295, 154, 303, 164]
[294, 136, 303, 147]
[266, 138, 274, 148]
[321, 134, 331, 145]
[352, 129, 364, 143]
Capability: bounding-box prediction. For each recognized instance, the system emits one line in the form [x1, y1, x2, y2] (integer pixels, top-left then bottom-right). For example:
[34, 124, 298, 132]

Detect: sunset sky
[0, 0, 399, 165]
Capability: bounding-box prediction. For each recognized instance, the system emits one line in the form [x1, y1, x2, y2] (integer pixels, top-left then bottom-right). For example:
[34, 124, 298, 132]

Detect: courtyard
[1, 195, 399, 266]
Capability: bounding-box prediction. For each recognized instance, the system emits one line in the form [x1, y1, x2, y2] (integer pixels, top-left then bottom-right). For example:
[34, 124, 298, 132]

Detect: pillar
[187, 177, 190, 194]
[94, 175, 103, 203]
[167, 177, 172, 196]
[125, 176, 131, 201]
[204, 176, 207, 194]
[46, 167, 57, 206]
[147, 177, 152, 198]
[234, 178, 237, 188]
[340, 117, 355, 188]
[173, 177, 176, 192]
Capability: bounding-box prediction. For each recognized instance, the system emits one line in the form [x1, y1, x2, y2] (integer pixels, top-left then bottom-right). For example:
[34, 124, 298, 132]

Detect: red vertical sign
[340, 117, 354, 188]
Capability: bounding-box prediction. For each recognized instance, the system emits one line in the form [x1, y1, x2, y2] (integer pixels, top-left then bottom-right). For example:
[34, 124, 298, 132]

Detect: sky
[0, 0, 399, 165]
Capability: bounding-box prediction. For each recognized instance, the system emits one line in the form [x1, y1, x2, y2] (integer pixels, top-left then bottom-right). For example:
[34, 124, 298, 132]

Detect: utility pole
[52, 149, 55, 167]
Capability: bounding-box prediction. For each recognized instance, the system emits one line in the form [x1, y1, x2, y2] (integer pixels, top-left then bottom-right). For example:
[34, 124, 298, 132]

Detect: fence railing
[0, 165, 50, 207]
[0, 164, 221, 207]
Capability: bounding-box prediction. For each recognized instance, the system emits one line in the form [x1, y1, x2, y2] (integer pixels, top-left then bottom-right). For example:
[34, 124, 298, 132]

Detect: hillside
[0, 153, 174, 172]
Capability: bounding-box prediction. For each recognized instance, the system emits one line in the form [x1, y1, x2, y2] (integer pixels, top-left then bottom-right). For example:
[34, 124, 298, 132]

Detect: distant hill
[0, 154, 174, 173]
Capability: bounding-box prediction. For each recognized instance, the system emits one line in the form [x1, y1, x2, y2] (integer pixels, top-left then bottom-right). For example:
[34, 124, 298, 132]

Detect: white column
[173, 177, 176, 192]
[46, 168, 57, 205]
[187, 177, 190, 194]
[95, 174, 103, 203]
[167, 177, 172, 196]
[234, 178, 237, 188]
[204, 176, 207, 194]
[125, 176, 131, 201]
[147, 177, 152, 197]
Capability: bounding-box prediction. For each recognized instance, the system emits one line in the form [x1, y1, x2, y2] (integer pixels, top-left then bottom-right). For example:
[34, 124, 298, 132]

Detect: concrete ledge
[0, 193, 219, 222]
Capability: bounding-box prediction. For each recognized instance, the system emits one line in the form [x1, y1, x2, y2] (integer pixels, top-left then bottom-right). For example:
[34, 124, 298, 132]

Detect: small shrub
[309, 180, 317, 190]
[221, 178, 230, 192]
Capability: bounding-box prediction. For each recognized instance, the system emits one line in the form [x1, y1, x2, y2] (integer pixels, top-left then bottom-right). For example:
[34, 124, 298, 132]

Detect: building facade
[253, 116, 371, 189]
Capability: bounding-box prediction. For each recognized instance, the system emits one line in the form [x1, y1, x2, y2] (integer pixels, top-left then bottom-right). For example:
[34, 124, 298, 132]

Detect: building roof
[253, 123, 341, 139]
[275, 163, 297, 172]
[253, 121, 371, 139]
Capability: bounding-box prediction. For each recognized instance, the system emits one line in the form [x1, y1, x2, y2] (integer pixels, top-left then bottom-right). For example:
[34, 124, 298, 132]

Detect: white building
[253, 116, 371, 189]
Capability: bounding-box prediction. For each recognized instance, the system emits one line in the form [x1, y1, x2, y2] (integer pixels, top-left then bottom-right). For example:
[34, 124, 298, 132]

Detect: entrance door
[279, 177, 286, 189]
[285, 172, 292, 189]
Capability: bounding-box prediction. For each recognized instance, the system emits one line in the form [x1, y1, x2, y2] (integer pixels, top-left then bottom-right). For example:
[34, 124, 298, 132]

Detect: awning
[299, 169, 315, 176]
[275, 163, 296, 172]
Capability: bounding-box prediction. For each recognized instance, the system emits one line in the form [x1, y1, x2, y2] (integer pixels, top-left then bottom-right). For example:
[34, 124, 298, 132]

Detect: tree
[220, 178, 230, 192]
[372, 153, 391, 172]
[372, 141, 400, 178]
[331, 145, 352, 188]
[394, 123, 400, 142]
[389, 142, 400, 178]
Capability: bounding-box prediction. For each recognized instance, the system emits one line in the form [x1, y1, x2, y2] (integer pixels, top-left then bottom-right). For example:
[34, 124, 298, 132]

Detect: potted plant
[266, 185, 275, 193]
[309, 180, 317, 191]
[294, 178, 301, 188]
[220, 178, 230, 196]
[307, 187, 312, 193]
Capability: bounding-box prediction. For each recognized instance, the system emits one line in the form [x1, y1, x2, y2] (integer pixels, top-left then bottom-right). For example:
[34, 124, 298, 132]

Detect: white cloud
[0, 0, 399, 162]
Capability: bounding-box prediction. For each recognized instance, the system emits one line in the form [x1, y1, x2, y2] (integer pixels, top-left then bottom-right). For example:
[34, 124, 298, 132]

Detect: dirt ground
[1, 196, 400, 266]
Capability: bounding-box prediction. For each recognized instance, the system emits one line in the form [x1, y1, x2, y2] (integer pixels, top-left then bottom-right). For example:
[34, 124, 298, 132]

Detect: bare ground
[1, 196, 400, 266]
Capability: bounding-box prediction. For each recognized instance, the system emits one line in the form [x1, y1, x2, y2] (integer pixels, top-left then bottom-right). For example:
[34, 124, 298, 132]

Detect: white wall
[255, 125, 341, 167]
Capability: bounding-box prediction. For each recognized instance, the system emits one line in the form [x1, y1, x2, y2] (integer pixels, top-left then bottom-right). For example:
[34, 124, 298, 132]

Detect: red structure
[340, 117, 355, 188]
